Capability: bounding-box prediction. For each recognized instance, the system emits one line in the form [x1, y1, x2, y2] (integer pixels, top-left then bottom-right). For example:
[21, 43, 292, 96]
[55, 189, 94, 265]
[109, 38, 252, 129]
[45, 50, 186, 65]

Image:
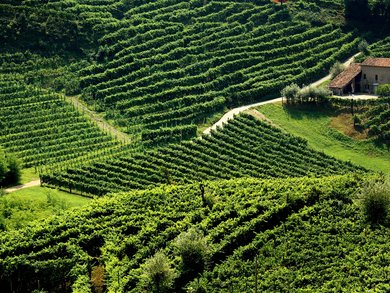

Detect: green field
[257, 103, 390, 173]
[0, 187, 90, 230]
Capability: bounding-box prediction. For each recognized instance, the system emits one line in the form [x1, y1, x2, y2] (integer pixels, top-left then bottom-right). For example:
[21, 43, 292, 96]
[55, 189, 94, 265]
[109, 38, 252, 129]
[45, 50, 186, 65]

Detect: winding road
[203, 53, 363, 135]
[4, 180, 41, 193]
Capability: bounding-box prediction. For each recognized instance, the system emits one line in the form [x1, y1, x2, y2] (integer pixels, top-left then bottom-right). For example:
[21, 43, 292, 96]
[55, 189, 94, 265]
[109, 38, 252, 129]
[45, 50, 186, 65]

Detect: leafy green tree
[142, 251, 176, 292]
[174, 228, 210, 285]
[358, 40, 370, 55]
[0, 147, 21, 186]
[281, 83, 300, 104]
[0, 148, 8, 185]
[359, 179, 390, 224]
[330, 61, 346, 78]
[4, 155, 21, 186]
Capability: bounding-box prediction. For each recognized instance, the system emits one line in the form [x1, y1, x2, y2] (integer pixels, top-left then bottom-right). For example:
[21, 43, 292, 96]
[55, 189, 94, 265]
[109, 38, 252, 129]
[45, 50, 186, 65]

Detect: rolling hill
[1, 1, 390, 292]
[40, 113, 363, 196]
[0, 174, 388, 292]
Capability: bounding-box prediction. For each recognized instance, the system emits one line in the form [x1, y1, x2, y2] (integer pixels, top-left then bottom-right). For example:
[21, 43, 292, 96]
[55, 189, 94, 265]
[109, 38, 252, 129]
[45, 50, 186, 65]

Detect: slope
[0, 174, 387, 292]
[0, 52, 133, 172]
[40, 113, 364, 196]
[257, 102, 390, 173]
[79, 0, 360, 139]
[1, 0, 361, 142]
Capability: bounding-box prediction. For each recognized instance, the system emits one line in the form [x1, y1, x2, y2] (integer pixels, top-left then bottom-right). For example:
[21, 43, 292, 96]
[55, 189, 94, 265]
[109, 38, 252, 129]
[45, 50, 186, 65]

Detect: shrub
[174, 228, 210, 276]
[359, 179, 390, 224]
[377, 84, 390, 97]
[281, 83, 300, 104]
[358, 39, 369, 55]
[330, 61, 346, 78]
[142, 251, 176, 292]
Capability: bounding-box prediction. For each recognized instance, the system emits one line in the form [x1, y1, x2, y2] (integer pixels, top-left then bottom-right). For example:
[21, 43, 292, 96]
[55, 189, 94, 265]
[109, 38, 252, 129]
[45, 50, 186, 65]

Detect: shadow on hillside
[282, 103, 335, 120]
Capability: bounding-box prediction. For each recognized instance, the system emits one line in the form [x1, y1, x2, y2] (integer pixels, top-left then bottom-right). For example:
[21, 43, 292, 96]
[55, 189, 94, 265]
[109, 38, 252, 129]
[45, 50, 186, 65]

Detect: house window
[375, 74, 378, 81]
[363, 74, 366, 79]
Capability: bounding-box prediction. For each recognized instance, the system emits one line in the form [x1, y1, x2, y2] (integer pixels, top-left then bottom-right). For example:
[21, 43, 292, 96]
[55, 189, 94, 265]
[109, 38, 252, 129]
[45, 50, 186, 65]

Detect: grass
[20, 167, 40, 184]
[0, 186, 91, 230]
[257, 103, 390, 174]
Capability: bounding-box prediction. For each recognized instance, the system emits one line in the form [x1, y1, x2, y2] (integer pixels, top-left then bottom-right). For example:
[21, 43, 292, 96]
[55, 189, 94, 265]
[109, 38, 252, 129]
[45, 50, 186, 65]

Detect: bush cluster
[359, 179, 390, 224]
[377, 84, 390, 97]
[281, 83, 332, 104]
[0, 147, 21, 187]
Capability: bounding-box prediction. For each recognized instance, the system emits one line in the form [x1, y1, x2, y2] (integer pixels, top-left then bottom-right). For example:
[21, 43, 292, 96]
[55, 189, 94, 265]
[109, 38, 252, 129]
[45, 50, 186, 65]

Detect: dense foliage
[0, 146, 20, 187]
[1, 175, 388, 292]
[41, 114, 363, 196]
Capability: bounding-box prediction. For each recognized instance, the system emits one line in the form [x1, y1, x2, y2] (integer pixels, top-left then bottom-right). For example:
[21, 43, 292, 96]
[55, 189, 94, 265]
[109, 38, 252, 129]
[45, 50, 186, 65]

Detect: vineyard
[1, 0, 390, 292]
[78, 0, 360, 137]
[357, 102, 390, 144]
[41, 114, 363, 196]
[1, 174, 388, 292]
[0, 52, 134, 170]
[0, 0, 361, 139]
[369, 37, 390, 58]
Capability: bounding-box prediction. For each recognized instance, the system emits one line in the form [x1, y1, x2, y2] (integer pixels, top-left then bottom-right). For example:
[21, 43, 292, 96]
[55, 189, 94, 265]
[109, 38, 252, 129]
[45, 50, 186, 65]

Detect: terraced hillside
[0, 52, 133, 171]
[0, 174, 387, 292]
[359, 102, 390, 144]
[369, 36, 390, 58]
[79, 1, 359, 137]
[41, 114, 363, 196]
[0, 0, 360, 138]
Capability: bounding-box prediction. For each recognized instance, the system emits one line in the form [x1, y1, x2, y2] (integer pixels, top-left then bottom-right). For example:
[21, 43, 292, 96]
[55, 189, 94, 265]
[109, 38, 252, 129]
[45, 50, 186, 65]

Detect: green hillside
[79, 1, 358, 137]
[0, 0, 360, 142]
[0, 78, 132, 171]
[0, 186, 90, 230]
[0, 52, 136, 172]
[41, 114, 363, 196]
[1, 1, 390, 292]
[258, 103, 390, 173]
[1, 174, 388, 292]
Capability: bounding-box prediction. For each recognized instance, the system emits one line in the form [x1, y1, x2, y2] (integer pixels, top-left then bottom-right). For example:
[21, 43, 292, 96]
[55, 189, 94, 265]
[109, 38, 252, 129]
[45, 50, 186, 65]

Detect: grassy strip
[257, 103, 390, 173]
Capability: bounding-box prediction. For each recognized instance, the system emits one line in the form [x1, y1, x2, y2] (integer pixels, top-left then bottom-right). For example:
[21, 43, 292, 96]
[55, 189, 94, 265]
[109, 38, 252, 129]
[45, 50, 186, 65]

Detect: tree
[358, 40, 369, 55]
[142, 251, 176, 292]
[174, 228, 209, 283]
[281, 83, 300, 104]
[359, 179, 390, 224]
[4, 154, 21, 185]
[0, 147, 21, 186]
[0, 148, 8, 185]
[330, 61, 346, 79]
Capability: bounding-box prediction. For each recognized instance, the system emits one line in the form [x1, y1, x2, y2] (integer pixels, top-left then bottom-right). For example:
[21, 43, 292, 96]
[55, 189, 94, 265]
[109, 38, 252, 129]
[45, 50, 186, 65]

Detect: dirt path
[203, 53, 362, 135]
[66, 95, 131, 143]
[4, 180, 41, 193]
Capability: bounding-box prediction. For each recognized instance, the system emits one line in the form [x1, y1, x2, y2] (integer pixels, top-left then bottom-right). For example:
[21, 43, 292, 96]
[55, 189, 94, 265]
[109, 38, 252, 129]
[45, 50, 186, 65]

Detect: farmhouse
[329, 57, 390, 95]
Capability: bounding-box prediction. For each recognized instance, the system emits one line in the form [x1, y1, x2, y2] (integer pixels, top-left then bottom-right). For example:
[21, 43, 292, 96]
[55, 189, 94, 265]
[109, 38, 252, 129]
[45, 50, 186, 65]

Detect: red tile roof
[361, 57, 390, 68]
[328, 63, 361, 89]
